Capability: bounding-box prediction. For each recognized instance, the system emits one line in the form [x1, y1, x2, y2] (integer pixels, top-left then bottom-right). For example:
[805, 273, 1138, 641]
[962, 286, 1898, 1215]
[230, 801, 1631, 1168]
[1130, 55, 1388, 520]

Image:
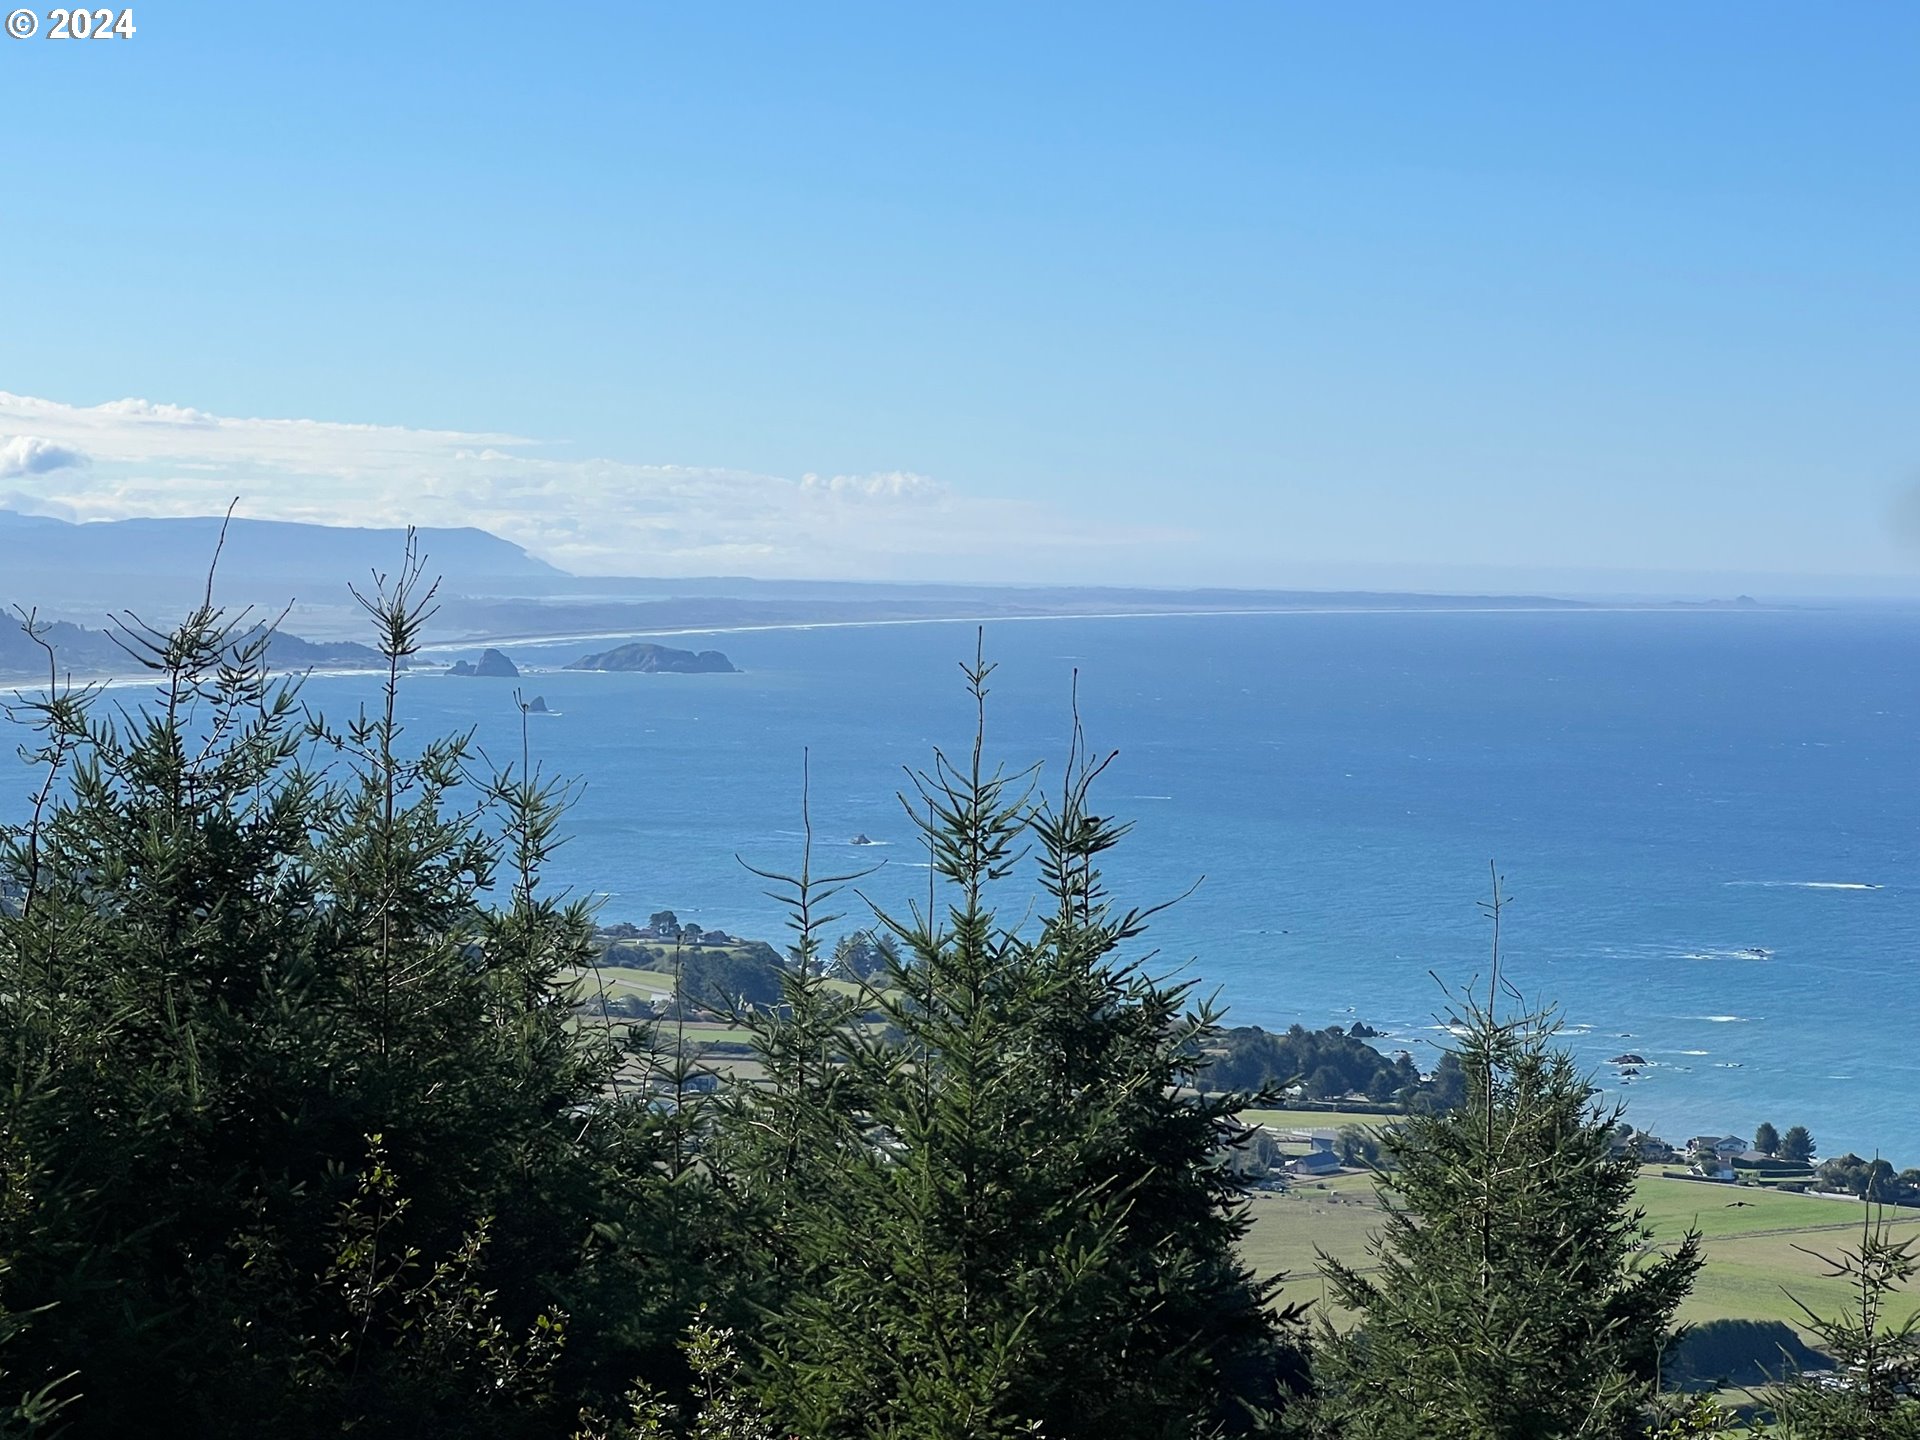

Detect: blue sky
[1, 3, 1915, 590]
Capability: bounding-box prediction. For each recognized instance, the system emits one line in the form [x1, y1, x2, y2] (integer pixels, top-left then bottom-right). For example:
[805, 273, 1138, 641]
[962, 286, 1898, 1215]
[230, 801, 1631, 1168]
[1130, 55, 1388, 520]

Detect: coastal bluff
[565, 641, 738, 674]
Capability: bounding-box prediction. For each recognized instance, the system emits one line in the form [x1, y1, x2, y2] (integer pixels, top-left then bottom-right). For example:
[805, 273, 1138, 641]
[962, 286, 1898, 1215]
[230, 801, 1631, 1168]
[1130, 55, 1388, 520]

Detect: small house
[1686, 1135, 1749, 1159]
[1611, 1130, 1676, 1163]
[1287, 1150, 1341, 1178]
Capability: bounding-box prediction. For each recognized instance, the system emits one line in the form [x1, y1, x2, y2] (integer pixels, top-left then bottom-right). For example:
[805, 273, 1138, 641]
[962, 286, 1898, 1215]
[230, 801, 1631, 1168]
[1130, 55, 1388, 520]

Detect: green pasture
[1240, 1166, 1920, 1342]
[1241, 1107, 1400, 1136]
[579, 968, 678, 998]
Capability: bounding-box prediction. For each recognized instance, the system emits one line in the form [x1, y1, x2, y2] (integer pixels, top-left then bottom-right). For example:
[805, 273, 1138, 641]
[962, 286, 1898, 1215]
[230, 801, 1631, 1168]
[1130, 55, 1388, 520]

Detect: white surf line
[12, 663, 395, 696]
[416, 604, 1711, 656]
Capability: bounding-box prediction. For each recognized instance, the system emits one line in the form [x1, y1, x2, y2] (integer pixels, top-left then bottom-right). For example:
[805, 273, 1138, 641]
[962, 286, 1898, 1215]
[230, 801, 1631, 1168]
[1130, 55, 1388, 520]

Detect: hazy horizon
[9, 499, 1920, 604]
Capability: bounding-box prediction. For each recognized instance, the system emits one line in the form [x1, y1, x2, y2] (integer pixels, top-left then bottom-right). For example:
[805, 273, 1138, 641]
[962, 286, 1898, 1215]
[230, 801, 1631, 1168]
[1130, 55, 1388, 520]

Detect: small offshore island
[565, 641, 738, 673]
[429, 640, 739, 679]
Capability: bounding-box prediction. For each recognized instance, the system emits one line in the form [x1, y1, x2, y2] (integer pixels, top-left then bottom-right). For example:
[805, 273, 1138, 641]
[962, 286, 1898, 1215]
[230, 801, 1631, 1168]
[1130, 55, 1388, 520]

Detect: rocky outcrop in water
[565, 642, 736, 674]
[449, 648, 519, 678]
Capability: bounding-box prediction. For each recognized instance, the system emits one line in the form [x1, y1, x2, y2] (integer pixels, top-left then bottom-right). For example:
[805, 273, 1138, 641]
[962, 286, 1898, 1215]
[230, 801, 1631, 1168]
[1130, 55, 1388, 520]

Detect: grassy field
[578, 959, 890, 1009]
[1239, 1165, 1920, 1341]
[1238, 1171, 1385, 1321]
[1642, 1177, 1920, 1333]
[1241, 1107, 1398, 1133]
[581, 968, 678, 998]
[668, 1021, 757, 1043]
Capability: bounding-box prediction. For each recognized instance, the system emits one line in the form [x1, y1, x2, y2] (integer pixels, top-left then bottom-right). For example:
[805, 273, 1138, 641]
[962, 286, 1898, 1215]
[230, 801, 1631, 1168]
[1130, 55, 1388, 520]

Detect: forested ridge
[0, 559, 1909, 1438]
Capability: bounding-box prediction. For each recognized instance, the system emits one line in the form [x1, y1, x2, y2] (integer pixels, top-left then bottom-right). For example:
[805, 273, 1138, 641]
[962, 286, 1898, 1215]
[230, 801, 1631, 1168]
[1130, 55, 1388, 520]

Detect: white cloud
[0, 435, 90, 479]
[0, 391, 1179, 580]
[90, 398, 217, 424]
[800, 470, 944, 499]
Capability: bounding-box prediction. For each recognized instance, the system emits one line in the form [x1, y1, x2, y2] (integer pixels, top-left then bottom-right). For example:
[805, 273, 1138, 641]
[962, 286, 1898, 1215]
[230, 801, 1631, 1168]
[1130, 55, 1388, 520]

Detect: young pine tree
[1766, 1206, 1920, 1439]
[1315, 878, 1703, 1440]
[723, 648, 1306, 1438]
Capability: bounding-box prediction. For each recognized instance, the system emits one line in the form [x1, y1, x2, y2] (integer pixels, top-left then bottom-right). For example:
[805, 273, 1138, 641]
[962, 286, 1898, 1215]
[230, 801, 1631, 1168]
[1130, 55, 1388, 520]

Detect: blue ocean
[14, 608, 1919, 1161]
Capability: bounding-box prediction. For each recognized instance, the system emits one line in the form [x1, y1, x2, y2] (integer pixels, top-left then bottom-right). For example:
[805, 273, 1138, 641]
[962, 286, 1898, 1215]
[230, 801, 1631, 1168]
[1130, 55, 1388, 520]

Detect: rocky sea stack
[565, 642, 737, 674]
[448, 648, 519, 678]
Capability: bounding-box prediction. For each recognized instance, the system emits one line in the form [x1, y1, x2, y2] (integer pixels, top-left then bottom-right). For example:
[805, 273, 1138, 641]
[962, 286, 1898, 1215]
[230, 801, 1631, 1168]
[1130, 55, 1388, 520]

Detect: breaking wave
[1725, 880, 1881, 891]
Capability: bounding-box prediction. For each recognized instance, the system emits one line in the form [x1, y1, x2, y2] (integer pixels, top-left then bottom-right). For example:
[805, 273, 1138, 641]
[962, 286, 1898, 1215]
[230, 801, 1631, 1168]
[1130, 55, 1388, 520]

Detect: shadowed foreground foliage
[0, 564, 721, 1438]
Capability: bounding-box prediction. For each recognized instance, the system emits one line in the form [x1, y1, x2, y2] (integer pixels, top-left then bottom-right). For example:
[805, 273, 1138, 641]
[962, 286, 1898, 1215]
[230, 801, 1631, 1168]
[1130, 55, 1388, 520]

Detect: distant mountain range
[0, 510, 560, 614]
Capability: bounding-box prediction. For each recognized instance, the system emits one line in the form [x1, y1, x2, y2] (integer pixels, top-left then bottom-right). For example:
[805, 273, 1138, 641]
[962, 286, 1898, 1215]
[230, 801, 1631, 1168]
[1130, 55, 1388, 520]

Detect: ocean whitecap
[1724, 880, 1881, 891]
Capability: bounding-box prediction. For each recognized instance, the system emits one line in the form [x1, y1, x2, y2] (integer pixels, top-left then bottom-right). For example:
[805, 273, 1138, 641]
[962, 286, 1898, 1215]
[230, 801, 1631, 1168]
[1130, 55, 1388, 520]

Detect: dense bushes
[1210, 1023, 1466, 1110]
[675, 945, 786, 1011]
